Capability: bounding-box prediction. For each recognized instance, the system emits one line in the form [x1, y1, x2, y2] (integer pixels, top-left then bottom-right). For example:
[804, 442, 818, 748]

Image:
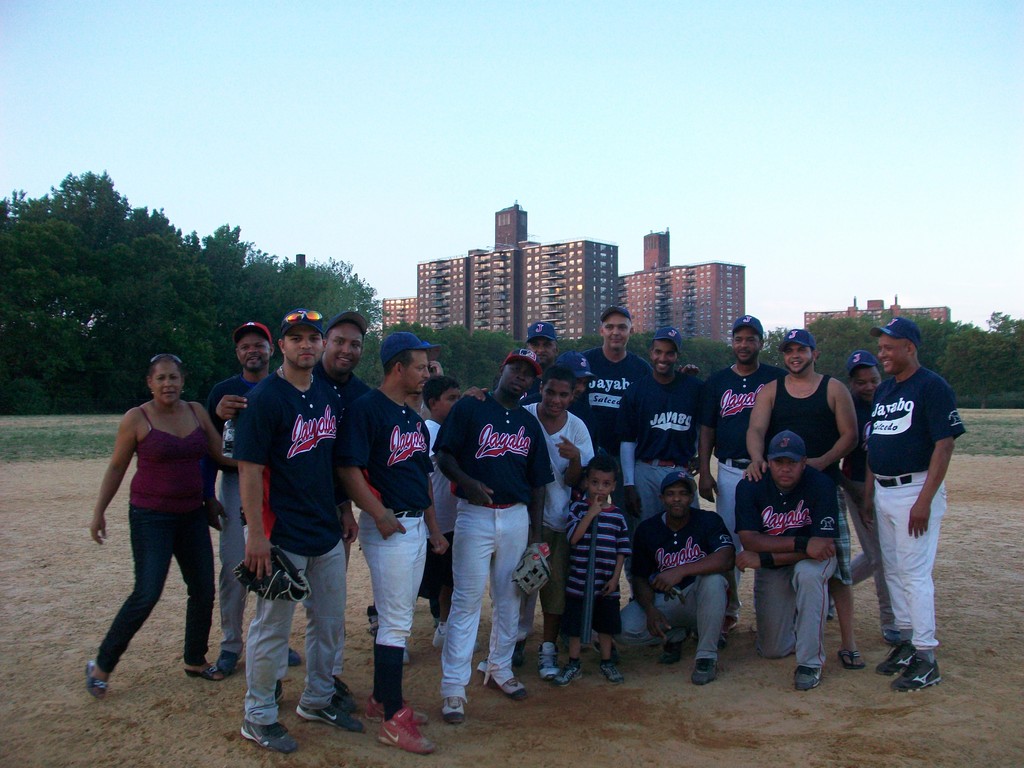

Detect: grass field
[0, 409, 1020, 463]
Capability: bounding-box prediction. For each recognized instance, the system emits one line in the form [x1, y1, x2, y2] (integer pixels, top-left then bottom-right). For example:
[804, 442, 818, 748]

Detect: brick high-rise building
[382, 296, 418, 328]
[522, 239, 618, 339]
[417, 256, 469, 329]
[620, 231, 744, 341]
[804, 298, 951, 327]
[409, 204, 618, 337]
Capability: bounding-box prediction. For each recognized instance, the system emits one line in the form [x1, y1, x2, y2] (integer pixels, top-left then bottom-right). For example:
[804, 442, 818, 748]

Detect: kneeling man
[620, 471, 734, 685]
[735, 431, 838, 691]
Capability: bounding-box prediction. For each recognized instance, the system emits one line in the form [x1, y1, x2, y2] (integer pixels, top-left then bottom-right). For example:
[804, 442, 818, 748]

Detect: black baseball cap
[601, 305, 632, 322]
[279, 309, 324, 336]
[325, 310, 368, 336]
[660, 470, 696, 495]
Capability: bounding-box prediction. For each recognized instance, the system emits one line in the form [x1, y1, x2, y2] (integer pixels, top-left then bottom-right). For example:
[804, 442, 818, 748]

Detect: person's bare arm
[89, 409, 141, 543]
[239, 460, 272, 578]
[806, 380, 857, 472]
[745, 381, 776, 481]
[908, 437, 955, 537]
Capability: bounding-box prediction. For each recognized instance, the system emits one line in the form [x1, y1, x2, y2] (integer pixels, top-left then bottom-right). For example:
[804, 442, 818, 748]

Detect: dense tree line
[0, 172, 378, 413]
[2, 173, 1019, 414]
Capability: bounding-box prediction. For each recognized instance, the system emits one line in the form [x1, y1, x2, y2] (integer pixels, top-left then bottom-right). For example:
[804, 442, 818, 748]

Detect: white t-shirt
[427, 419, 458, 534]
[524, 403, 595, 531]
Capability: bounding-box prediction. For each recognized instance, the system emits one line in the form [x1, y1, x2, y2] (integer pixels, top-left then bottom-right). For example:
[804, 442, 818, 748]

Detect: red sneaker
[366, 695, 429, 725]
[378, 707, 436, 755]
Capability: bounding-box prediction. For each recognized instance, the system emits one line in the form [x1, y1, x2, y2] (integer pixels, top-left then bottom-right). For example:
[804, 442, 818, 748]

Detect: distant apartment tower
[417, 256, 469, 329]
[619, 231, 744, 340]
[522, 239, 618, 338]
[412, 204, 618, 337]
[804, 297, 951, 327]
[382, 296, 418, 328]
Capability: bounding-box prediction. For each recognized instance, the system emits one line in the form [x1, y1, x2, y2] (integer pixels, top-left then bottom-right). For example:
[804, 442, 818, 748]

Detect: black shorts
[561, 594, 622, 637]
[418, 531, 455, 600]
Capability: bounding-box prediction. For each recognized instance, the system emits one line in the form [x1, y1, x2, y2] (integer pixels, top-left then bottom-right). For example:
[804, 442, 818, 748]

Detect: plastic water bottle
[222, 419, 235, 458]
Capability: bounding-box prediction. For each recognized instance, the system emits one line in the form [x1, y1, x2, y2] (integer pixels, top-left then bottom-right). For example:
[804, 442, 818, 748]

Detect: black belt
[723, 458, 751, 469]
[877, 474, 914, 488]
[393, 509, 425, 519]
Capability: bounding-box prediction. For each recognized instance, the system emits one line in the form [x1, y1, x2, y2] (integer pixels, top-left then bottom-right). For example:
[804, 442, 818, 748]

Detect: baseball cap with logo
[653, 326, 682, 350]
[526, 321, 557, 342]
[600, 305, 632, 322]
[502, 348, 542, 376]
[660, 470, 697, 495]
[279, 309, 324, 337]
[325, 310, 368, 336]
[380, 331, 439, 366]
[870, 317, 922, 348]
[555, 351, 595, 379]
[732, 315, 765, 339]
[846, 349, 880, 374]
[767, 430, 807, 461]
[778, 328, 816, 351]
[233, 321, 273, 345]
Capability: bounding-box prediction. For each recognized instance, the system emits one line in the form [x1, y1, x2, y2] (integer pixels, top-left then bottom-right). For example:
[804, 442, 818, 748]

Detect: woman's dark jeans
[97, 505, 215, 672]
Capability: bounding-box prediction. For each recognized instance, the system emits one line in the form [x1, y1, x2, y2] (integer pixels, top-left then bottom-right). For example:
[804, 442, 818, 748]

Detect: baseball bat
[579, 520, 599, 646]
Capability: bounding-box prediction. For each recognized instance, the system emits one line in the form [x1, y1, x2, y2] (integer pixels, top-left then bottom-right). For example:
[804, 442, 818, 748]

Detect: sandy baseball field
[1, 451, 1021, 767]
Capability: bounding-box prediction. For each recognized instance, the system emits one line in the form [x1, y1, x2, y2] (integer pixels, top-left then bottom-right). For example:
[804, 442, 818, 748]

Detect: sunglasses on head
[284, 310, 323, 323]
[150, 353, 183, 364]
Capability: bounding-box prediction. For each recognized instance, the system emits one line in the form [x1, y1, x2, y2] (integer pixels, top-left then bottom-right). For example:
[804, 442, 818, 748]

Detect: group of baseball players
[101, 303, 964, 756]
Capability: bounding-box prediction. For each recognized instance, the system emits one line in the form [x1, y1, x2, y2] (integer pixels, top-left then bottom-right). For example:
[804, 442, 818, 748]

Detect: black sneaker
[553, 659, 582, 687]
[512, 639, 526, 668]
[296, 701, 365, 732]
[691, 658, 718, 686]
[875, 641, 916, 676]
[241, 719, 298, 753]
[658, 641, 683, 665]
[891, 655, 941, 692]
[332, 678, 357, 713]
[600, 661, 624, 684]
[794, 665, 822, 691]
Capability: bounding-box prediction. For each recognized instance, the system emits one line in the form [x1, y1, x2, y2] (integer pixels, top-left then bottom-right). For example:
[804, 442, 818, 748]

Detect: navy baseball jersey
[314, 361, 371, 409]
[700, 364, 785, 461]
[204, 374, 259, 484]
[565, 501, 631, 598]
[337, 389, 433, 512]
[233, 374, 344, 557]
[867, 367, 965, 477]
[631, 509, 734, 589]
[842, 396, 872, 483]
[583, 349, 652, 455]
[735, 466, 839, 550]
[434, 393, 554, 505]
[617, 372, 703, 464]
[313, 362, 370, 505]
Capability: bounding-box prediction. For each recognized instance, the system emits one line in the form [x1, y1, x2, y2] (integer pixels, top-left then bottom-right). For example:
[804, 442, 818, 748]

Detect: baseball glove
[511, 542, 551, 595]
[234, 546, 312, 602]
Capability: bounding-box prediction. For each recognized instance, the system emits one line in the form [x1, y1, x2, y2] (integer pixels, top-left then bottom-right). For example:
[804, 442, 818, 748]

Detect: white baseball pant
[358, 512, 427, 648]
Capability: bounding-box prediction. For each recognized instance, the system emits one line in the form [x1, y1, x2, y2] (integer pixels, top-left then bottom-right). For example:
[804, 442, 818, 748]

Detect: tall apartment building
[619, 230, 744, 341]
[804, 298, 951, 327]
[412, 204, 618, 337]
[382, 296, 418, 328]
[416, 256, 469, 329]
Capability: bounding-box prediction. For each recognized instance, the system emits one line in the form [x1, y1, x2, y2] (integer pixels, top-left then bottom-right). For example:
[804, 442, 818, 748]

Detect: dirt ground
[1, 454, 1022, 768]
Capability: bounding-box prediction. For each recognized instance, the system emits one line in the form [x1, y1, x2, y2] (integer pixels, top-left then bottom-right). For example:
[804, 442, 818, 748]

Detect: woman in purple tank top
[85, 354, 234, 698]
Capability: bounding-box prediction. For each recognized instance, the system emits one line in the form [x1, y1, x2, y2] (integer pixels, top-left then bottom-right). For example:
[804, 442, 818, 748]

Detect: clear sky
[3, 1, 1021, 332]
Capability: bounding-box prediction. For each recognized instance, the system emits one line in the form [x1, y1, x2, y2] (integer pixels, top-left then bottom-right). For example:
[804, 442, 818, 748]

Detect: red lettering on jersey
[656, 537, 705, 569]
[388, 424, 427, 466]
[720, 384, 766, 418]
[475, 424, 531, 459]
[761, 500, 812, 535]
[287, 405, 337, 459]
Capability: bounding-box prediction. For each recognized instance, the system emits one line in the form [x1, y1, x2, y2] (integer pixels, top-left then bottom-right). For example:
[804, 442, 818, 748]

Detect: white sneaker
[538, 642, 559, 680]
[432, 622, 447, 649]
[441, 696, 465, 724]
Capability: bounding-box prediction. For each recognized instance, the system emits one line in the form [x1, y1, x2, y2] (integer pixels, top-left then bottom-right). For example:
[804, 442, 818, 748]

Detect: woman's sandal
[838, 649, 866, 670]
[86, 660, 108, 699]
[185, 664, 226, 681]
